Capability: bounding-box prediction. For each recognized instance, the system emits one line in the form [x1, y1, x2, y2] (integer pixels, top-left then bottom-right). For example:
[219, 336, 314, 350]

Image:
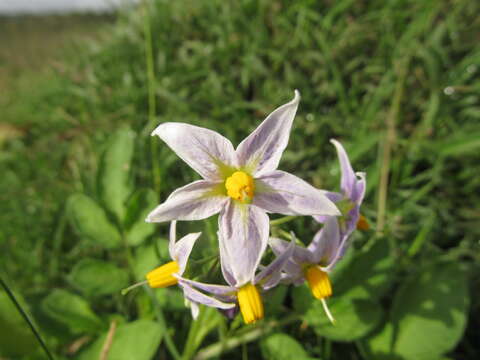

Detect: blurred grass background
[1, 0, 479, 359]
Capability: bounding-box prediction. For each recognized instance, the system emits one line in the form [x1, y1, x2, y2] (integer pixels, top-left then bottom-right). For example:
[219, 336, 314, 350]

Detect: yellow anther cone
[356, 214, 369, 231]
[237, 283, 264, 324]
[305, 266, 332, 300]
[146, 261, 180, 288]
[225, 171, 255, 203]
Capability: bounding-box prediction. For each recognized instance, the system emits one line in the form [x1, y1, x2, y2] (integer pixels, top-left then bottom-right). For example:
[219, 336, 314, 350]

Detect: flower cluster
[137, 91, 367, 324]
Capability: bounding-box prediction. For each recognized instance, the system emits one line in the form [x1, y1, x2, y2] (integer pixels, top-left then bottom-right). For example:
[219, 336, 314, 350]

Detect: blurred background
[1, 0, 479, 359]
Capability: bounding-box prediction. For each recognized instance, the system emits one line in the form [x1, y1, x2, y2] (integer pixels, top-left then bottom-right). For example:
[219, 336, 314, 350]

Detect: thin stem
[269, 216, 297, 226]
[321, 298, 336, 325]
[0, 277, 55, 360]
[121, 281, 148, 296]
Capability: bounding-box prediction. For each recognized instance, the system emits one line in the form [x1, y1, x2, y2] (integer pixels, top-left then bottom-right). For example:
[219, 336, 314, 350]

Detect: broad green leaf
[66, 193, 121, 249]
[156, 288, 187, 311]
[334, 237, 395, 301]
[306, 296, 383, 342]
[98, 126, 135, 222]
[69, 258, 129, 297]
[124, 188, 157, 246]
[133, 243, 160, 281]
[260, 333, 309, 360]
[292, 283, 314, 314]
[0, 291, 38, 357]
[42, 289, 103, 334]
[390, 263, 469, 360]
[78, 320, 163, 360]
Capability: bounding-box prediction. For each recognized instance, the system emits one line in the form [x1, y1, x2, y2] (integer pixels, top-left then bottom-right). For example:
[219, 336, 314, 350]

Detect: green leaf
[41, 289, 103, 334]
[334, 237, 395, 301]
[78, 320, 163, 360]
[363, 263, 469, 360]
[66, 193, 121, 249]
[260, 333, 310, 360]
[124, 188, 157, 246]
[0, 291, 38, 357]
[98, 126, 135, 222]
[69, 258, 129, 297]
[305, 296, 383, 342]
[133, 243, 160, 281]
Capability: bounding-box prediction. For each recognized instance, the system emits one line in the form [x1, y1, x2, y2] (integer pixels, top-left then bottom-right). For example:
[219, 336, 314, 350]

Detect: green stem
[0, 277, 55, 360]
[269, 216, 297, 226]
[145, 286, 181, 360]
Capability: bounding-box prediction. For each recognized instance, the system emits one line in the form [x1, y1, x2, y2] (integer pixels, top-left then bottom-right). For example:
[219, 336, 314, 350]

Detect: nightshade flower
[124, 221, 234, 319]
[270, 139, 366, 323]
[146, 90, 339, 290]
[176, 235, 295, 324]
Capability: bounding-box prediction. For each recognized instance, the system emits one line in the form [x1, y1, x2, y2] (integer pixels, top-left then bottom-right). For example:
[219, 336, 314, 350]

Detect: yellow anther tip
[146, 261, 180, 289]
[225, 171, 255, 203]
[305, 266, 332, 300]
[356, 215, 369, 231]
[237, 283, 264, 324]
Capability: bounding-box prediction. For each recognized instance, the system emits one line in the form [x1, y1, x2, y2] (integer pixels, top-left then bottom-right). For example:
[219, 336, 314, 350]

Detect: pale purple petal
[236, 90, 300, 177]
[152, 122, 238, 181]
[217, 229, 237, 287]
[253, 171, 340, 216]
[351, 172, 366, 204]
[313, 191, 343, 223]
[331, 139, 356, 198]
[218, 202, 269, 287]
[176, 276, 235, 297]
[255, 236, 295, 285]
[179, 281, 235, 310]
[308, 217, 341, 267]
[269, 237, 313, 264]
[146, 180, 227, 222]
[168, 220, 177, 259]
[174, 232, 201, 274]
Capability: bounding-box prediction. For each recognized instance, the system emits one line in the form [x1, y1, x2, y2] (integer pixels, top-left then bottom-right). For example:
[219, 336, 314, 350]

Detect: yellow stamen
[356, 214, 369, 231]
[146, 261, 180, 288]
[305, 266, 332, 300]
[237, 283, 264, 324]
[225, 171, 255, 203]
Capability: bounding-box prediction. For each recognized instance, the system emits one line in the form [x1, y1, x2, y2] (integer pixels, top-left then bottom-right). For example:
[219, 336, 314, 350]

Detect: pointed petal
[218, 229, 237, 287]
[308, 217, 341, 266]
[152, 122, 237, 180]
[146, 180, 227, 222]
[179, 281, 235, 310]
[174, 232, 201, 274]
[253, 170, 340, 216]
[255, 235, 295, 285]
[219, 202, 269, 287]
[236, 90, 300, 176]
[176, 276, 235, 296]
[330, 139, 357, 198]
[351, 171, 366, 204]
[168, 220, 177, 259]
[190, 301, 200, 320]
[269, 237, 313, 264]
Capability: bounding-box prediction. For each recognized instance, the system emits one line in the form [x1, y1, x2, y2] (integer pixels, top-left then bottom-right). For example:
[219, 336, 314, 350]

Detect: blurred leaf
[156, 288, 186, 312]
[69, 258, 129, 297]
[66, 193, 121, 249]
[434, 131, 480, 157]
[306, 296, 383, 342]
[42, 289, 103, 334]
[133, 243, 160, 281]
[124, 188, 157, 246]
[260, 333, 311, 360]
[363, 263, 469, 360]
[334, 237, 395, 301]
[77, 319, 163, 360]
[182, 306, 223, 360]
[98, 126, 135, 222]
[265, 285, 288, 316]
[0, 291, 38, 357]
[292, 283, 314, 314]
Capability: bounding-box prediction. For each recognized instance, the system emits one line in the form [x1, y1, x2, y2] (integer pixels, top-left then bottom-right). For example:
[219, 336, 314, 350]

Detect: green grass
[0, 0, 479, 359]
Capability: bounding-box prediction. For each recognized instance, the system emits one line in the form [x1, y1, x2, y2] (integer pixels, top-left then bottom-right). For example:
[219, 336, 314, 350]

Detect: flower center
[237, 283, 264, 324]
[146, 261, 180, 288]
[305, 266, 332, 300]
[225, 171, 255, 203]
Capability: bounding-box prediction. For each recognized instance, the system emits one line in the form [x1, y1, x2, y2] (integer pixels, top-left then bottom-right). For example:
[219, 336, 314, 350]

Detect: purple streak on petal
[152, 122, 238, 181]
[308, 216, 341, 266]
[330, 139, 356, 198]
[253, 171, 340, 216]
[179, 281, 235, 310]
[236, 90, 300, 177]
[218, 202, 269, 287]
[168, 220, 177, 260]
[255, 235, 295, 285]
[146, 180, 227, 222]
[174, 232, 201, 274]
[217, 228, 237, 287]
[176, 275, 235, 296]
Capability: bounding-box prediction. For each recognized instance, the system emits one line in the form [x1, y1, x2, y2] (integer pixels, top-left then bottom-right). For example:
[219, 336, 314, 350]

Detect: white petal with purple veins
[236, 90, 300, 176]
[179, 281, 235, 309]
[146, 180, 227, 222]
[255, 235, 295, 286]
[218, 202, 269, 287]
[174, 232, 201, 274]
[308, 217, 341, 267]
[253, 170, 340, 216]
[152, 122, 238, 180]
